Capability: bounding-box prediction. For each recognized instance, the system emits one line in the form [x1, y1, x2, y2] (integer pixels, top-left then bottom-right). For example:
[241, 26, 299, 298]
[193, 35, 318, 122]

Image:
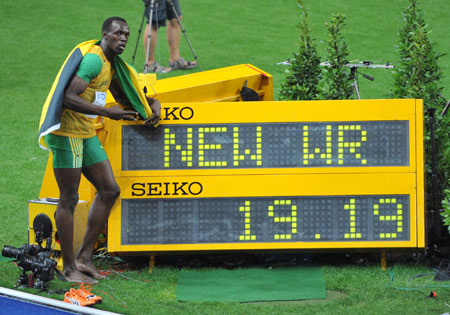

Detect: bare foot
[62, 268, 98, 284]
[75, 260, 106, 280]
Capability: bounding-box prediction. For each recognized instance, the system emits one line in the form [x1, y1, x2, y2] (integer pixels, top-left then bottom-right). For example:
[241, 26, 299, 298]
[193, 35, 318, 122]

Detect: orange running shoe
[64, 288, 96, 306]
[77, 283, 103, 304]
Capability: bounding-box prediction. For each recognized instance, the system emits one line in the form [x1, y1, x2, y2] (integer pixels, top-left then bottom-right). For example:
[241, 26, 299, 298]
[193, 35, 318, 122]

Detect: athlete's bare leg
[54, 168, 96, 283]
[75, 160, 120, 279]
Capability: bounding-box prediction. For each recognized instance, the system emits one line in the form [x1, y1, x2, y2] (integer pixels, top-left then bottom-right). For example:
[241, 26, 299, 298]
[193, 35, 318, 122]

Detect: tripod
[132, 0, 158, 73]
[131, 0, 199, 72]
[347, 61, 394, 99]
[320, 61, 394, 99]
[349, 65, 373, 100]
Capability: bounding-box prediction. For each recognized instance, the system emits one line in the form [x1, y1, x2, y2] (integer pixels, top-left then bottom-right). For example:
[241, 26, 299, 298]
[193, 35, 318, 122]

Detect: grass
[2, 0, 450, 314]
[2, 255, 450, 314]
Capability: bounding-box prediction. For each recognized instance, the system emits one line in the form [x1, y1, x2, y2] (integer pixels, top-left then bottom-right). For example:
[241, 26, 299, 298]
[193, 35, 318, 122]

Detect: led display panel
[106, 99, 425, 252]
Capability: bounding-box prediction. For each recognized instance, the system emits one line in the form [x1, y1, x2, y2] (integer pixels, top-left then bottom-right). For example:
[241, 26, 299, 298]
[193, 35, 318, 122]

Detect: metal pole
[131, 3, 148, 66]
[428, 108, 442, 241]
[144, 0, 157, 73]
[441, 98, 450, 117]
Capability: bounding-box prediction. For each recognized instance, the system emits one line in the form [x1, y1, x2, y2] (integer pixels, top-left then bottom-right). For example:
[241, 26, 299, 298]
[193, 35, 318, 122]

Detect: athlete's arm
[108, 78, 133, 108]
[64, 75, 137, 121]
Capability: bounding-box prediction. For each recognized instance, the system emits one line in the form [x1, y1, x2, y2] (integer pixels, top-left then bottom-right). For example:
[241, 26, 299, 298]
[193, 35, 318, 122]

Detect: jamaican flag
[38, 40, 152, 150]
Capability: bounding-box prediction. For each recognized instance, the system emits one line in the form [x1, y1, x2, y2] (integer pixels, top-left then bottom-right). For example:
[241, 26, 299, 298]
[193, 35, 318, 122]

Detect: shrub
[279, 0, 322, 101]
[322, 13, 353, 100]
[391, 0, 450, 231]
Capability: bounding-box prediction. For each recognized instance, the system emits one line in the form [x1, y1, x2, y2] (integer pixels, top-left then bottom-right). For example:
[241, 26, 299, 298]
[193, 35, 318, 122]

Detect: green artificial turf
[2, 0, 450, 314]
[176, 267, 326, 302]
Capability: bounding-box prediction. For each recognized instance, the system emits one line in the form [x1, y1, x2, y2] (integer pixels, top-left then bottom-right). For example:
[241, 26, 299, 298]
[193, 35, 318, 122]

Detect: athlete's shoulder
[77, 50, 103, 83]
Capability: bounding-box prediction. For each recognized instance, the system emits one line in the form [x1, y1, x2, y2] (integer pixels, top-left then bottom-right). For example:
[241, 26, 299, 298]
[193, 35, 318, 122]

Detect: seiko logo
[163, 106, 194, 120]
[131, 182, 203, 196]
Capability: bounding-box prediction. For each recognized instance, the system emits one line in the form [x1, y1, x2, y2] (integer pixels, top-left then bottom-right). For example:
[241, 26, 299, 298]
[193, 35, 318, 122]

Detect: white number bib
[85, 91, 107, 119]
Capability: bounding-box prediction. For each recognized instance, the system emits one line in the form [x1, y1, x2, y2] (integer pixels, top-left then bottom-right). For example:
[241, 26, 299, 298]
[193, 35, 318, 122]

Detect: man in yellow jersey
[45, 17, 161, 283]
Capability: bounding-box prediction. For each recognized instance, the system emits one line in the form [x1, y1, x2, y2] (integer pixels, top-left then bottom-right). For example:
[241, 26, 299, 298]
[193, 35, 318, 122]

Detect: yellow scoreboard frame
[105, 98, 425, 253]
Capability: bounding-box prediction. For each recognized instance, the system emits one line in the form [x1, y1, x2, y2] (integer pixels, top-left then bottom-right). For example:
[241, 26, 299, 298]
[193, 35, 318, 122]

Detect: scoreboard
[105, 99, 425, 253]
[121, 121, 409, 170]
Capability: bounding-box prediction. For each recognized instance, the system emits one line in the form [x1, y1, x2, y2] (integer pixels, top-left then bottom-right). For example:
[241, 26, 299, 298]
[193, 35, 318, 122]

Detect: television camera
[2, 213, 57, 290]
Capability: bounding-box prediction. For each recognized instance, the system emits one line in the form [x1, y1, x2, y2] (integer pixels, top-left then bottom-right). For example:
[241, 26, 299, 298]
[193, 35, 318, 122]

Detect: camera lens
[2, 246, 21, 258]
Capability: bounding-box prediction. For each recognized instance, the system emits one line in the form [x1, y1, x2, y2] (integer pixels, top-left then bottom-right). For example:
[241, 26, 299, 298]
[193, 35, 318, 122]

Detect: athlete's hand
[106, 105, 137, 121]
[144, 98, 161, 127]
[145, 113, 160, 127]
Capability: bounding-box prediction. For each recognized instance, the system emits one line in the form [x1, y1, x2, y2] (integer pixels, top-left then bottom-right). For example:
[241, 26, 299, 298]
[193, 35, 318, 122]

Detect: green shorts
[45, 134, 108, 168]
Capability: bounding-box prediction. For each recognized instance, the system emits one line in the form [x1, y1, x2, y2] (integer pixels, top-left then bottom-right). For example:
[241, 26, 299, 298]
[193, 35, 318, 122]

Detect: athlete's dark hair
[102, 16, 127, 32]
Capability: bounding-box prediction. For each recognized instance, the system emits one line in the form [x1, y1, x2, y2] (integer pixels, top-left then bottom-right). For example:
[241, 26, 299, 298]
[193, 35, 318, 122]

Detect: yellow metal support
[137, 64, 273, 103]
[149, 255, 155, 274]
[381, 251, 387, 271]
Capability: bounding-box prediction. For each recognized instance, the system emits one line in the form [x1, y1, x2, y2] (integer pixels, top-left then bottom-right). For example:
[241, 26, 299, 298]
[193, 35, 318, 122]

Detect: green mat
[176, 267, 326, 302]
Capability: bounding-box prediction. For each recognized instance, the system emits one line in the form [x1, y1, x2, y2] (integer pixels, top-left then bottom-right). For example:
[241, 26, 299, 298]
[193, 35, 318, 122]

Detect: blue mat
[0, 295, 74, 315]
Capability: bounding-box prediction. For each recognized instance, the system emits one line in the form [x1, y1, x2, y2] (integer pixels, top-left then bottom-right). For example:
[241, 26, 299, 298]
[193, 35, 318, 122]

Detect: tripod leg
[350, 67, 360, 99]
[166, 0, 200, 68]
[441, 98, 450, 117]
[144, 0, 156, 73]
[353, 78, 361, 99]
[131, 6, 148, 66]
